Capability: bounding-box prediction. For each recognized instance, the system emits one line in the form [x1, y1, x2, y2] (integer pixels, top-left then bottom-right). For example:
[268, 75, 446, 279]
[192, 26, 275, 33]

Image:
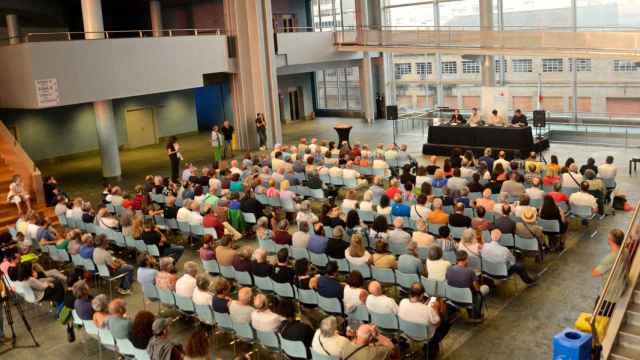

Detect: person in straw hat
[515, 207, 545, 251]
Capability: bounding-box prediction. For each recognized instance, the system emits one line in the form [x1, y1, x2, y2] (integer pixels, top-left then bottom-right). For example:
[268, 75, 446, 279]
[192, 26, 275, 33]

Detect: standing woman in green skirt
[211, 125, 224, 162]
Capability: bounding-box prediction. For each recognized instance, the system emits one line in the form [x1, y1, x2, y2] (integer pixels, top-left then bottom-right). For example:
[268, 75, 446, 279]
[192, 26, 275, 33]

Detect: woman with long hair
[131, 310, 156, 350]
[184, 329, 212, 360]
[166, 136, 180, 182]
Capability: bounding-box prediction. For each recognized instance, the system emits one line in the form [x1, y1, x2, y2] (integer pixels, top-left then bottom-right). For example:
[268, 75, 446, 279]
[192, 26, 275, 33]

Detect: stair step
[611, 342, 640, 360]
[627, 303, 640, 327]
[634, 290, 640, 305]
[619, 331, 640, 351]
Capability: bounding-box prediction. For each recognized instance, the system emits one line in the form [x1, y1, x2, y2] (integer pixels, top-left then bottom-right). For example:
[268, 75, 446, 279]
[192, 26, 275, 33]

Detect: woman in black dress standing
[166, 136, 180, 182]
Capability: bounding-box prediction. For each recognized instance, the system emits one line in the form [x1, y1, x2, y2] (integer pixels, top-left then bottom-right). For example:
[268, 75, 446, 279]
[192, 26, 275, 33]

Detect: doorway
[273, 14, 296, 32]
[125, 108, 157, 148]
[288, 87, 304, 121]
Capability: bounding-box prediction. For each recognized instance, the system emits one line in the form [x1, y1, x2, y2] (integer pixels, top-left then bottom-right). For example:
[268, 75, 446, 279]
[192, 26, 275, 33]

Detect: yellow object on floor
[575, 312, 608, 341]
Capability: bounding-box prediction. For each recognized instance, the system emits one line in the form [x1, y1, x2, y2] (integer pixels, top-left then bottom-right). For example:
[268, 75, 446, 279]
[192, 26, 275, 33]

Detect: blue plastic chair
[348, 303, 370, 323]
[234, 270, 254, 287]
[253, 276, 274, 293]
[174, 293, 195, 313]
[372, 266, 397, 286]
[399, 318, 430, 342]
[202, 259, 221, 275]
[220, 265, 236, 280]
[318, 294, 344, 315]
[195, 304, 215, 326]
[370, 311, 399, 333]
[297, 287, 318, 306]
[279, 335, 310, 359]
[273, 281, 296, 299]
[157, 287, 176, 307]
[395, 270, 420, 291]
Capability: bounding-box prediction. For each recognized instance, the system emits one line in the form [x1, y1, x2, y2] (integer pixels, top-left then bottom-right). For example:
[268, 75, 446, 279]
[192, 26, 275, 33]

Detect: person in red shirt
[121, 193, 133, 209]
[385, 178, 402, 200]
[132, 185, 145, 210]
[547, 181, 569, 204]
[350, 143, 362, 159]
[202, 206, 225, 239]
[543, 173, 560, 186]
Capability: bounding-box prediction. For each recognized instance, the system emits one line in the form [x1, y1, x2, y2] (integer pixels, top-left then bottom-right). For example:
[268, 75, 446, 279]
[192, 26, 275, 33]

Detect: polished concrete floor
[2, 117, 636, 359]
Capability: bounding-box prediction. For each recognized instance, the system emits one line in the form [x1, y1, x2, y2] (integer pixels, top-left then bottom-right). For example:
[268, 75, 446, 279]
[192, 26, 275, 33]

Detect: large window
[542, 58, 564, 73]
[315, 66, 361, 110]
[570, 58, 592, 72]
[613, 60, 638, 72]
[442, 61, 458, 74]
[395, 63, 412, 79]
[512, 59, 533, 73]
[416, 62, 432, 79]
[462, 61, 480, 74]
[495, 59, 507, 73]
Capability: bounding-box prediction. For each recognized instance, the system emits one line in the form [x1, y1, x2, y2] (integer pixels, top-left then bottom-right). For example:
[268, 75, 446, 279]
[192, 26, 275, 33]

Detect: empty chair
[115, 338, 138, 358]
[253, 276, 274, 293]
[273, 281, 296, 299]
[234, 270, 254, 287]
[202, 259, 221, 275]
[349, 264, 372, 279]
[213, 310, 234, 333]
[499, 233, 515, 248]
[146, 244, 161, 257]
[174, 293, 196, 313]
[296, 287, 318, 307]
[420, 276, 445, 298]
[514, 235, 540, 253]
[219, 265, 236, 280]
[348, 303, 371, 323]
[309, 252, 329, 268]
[279, 335, 310, 359]
[399, 318, 430, 342]
[372, 267, 396, 287]
[449, 226, 466, 240]
[291, 247, 310, 260]
[444, 283, 473, 308]
[256, 330, 281, 353]
[157, 287, 176, 307]
[395, 270, 420, 291]
[370, 311, 399, 334]
[195, 304, 215, 326]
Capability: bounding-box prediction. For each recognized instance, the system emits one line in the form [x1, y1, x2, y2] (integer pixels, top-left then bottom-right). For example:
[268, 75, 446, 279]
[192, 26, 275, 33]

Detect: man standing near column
[220, 120, 235, 159]
[255, 113, 267, 151]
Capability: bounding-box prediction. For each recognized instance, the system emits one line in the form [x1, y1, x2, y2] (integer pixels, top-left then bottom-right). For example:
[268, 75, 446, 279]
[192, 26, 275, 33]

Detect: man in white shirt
[468, 107, 482, 127]
[598, 156, 617, 181]
[229, 287, 255, 324]
[271, 152, 286, 171]
[460, 160, 475, 178]
[384, 144, 398, 161]
[569, 181, 598, 213]
[176, 199, 193, 223]
[308, 138, 318, 153]
[229, 160, 242, 175]
[292, 222, 311, 248]
[312, 316, 350, 358]
[188, 201, 203, 226]
[329, 165, 343, 178]
[365, 281, 398, 315]
[525, 177, 545, 201]
[372, 153, 390, 176]
[398, 283, 445, 357]
[175, 261, 199, 298]
[250, 294, 284, 332]
[396, 144, 412, 165]
[493, 150, 511, 172]
[192, 273, 214, 306]
[341, 161, 360, 180]
[482, 230, 535, 284]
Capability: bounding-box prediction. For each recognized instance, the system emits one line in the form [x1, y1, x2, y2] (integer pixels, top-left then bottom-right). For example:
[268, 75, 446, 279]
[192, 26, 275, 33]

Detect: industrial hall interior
[2, 0, 640, 360]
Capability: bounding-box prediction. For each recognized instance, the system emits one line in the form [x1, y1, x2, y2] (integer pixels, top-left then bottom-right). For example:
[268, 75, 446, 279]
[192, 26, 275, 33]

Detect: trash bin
[552, 328, 592, 360]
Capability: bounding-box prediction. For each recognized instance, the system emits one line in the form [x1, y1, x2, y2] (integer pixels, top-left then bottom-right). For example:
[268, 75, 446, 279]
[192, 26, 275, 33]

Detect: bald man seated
[365, 281, 398, 315]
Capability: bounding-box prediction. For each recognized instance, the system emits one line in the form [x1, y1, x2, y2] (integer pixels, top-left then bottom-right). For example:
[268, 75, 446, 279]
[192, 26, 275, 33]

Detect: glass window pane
[386, 4, 434, 28]
[439, 0, 480, 29]
[502, 0, 573, 28]
[542, 58, 564, 73]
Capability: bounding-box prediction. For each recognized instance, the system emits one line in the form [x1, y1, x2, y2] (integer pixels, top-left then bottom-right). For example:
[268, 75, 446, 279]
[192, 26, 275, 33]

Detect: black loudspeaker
[386, 105, 398, 120]
[533, 110, 546, 127]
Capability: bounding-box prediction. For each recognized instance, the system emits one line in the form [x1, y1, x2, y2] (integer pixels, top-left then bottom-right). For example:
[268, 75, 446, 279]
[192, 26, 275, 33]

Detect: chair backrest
[349, 264, 372, 279]
[235, 270, 254, 287]
[178, 221, 191, 234]
[372, 267, 396, 285]
[358, 210, 375, 223]
[147, 244, 161, 257]
[395, 270, 420, 290]
[115, 338, 137, 356]
[157, 287, 176, 306]
[399, 318, 430, 342]
[417, 246, 430, 261]
[309, 252, 329, 268]
[233, 321, 256, 341]
[370, 311, 399, 331]
[348, 304, 370, 323]
[175, 293, 195, 313]
[311, 349, 339, 360]
[310, 188, 325, 200]
[273, 281, 295, 298]
[420, 276, 445, 298]
[449, 226, 466, 240]
[467, 254, 482, 273]
[428, 223, 443, 235]
[538, 218, 560, 233]
[83, 258, 96, 272]
[83, 319, 99, 336]
[499, 233, 515, 248]
[256, 330, 280, 350]
[572, 205, 594, 219]
[268, 196, 282, 208]
[254, 276, 274, 292]
[515, 235, 540, 252]
[318, 294, 344, 315]
[444, 283, 473, 305]
[329, 257, 350, 272]
[481, 258, 509, 278]
[213, 311, 234, 330]
[343, 177, 357, 188]
[280, 196, 296, 212]
[242, 212, 257, 225]
[220, 265, 236, 280]
[142, 282, 159, 300]
[296, 287, 318, 306]
[191, 225, 205, 236]
[388, 242, 406, 256]
[195, 304, 215, 325]
[258, 238, 277, 254]
[98, 327, 116, 346]
[291, 247, 310, 260]
[202, 259, 221, 275]
[165, 218, 179, 230]
[279, 335, 309, 359]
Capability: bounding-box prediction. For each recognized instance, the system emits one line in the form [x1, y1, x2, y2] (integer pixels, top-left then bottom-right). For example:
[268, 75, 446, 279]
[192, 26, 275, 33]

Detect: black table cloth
[334, 124, 353, 145]
[428, 125, 534, 150]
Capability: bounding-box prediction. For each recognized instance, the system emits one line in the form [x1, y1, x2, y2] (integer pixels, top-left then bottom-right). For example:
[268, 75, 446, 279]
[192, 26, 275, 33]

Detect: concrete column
[356, 0, 375, 123]
[94, 100, 121, 178]
[571, 0, 578, 123]
[6, 14, 20, 44]
[150, 0, 163, 37]
[479, 0, 495, 87]
[81, 0, 105, 39]
[434, 1, 444, 107]
[81, 0, 120, 178]
[224, 0, 281, 150]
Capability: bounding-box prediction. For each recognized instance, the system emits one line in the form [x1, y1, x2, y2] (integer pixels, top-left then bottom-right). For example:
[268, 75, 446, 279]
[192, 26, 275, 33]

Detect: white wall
[0, 35, 230, 109]
[277, 32, 363, 66]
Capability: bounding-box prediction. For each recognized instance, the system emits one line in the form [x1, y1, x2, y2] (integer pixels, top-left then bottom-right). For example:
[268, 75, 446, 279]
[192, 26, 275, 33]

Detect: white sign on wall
[35, 78, 60, 107]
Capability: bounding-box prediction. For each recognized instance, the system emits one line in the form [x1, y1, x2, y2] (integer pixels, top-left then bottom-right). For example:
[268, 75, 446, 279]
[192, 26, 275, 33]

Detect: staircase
[611, 282, 640, 359]
[0, 120, 50, 233]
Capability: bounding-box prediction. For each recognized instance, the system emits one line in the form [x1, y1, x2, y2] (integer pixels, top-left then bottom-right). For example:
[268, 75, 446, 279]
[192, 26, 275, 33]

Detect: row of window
[395, 59, 639, 78]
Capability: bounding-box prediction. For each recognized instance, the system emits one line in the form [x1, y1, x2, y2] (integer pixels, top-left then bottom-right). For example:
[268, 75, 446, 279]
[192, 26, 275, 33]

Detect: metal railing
[0, 28, 225, 44]
[591, 205, 640, 355]
[274, 26, 315, 33]
[333, 25, 640, 59]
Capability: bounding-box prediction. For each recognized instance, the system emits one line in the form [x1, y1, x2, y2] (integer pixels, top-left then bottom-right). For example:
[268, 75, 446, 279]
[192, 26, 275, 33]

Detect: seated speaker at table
[487, 109, 506, 126]
[511, 109, 528, 127]
[450, 109, 466, 125]
[468, 107, 482, 127]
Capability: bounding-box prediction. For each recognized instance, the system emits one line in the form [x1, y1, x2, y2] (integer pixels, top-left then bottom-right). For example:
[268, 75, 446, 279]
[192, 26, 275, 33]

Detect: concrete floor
[2, 117, 636, 359]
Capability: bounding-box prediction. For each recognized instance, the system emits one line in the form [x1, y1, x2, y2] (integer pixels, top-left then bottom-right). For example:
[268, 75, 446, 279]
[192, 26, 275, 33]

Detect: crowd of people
[0, 134, 626, 359]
